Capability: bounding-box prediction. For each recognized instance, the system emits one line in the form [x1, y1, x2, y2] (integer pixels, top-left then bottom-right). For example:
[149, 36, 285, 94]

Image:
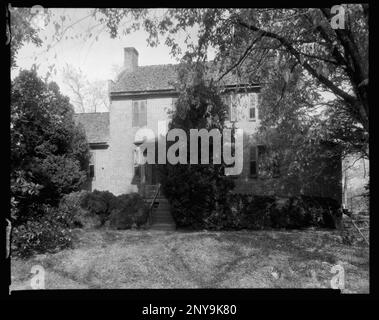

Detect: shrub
[58, 190, 102, 228]
[162, 165, 235, 229]
[81, 190, 117, 225]
[12, 205, 73, 258]
[298, 195, 339, 228]
[108, 193, 148, 229]
[242, 195, 274, 229]
[166, 191, 340, 230]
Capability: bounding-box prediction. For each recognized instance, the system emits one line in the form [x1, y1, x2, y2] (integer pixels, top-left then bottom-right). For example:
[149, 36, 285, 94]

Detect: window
[249, 107, 256, 119]
[250, 145, 266, 178]
[249, 93, 258, 121]
[132, 100, 147, 127]
[89, 165, 95, 179]
[89, 152, 95, 180]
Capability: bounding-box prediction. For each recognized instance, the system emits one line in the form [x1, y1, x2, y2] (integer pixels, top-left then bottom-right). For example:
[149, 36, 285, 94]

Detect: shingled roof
[74, 112, 109, 144]
[110, 61, 257, 94]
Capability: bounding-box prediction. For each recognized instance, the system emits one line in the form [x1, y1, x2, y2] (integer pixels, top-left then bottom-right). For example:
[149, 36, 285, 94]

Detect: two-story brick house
[75, 47, 342, 202]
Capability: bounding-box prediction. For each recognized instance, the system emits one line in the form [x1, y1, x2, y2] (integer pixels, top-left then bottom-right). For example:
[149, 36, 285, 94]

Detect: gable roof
[110, 61, 259, 94]
[112, 64, 179, 93]
[74, 112, 109, 144]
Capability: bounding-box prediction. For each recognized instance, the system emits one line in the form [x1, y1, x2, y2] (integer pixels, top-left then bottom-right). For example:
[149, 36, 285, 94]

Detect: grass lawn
[10, 229, 369, 292]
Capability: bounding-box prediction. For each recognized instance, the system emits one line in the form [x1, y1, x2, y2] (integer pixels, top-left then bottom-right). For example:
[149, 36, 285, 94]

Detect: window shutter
[249, 93, 257, 120]
[132, 101, 139, 127]
[139, 100, 147, 126]
[249, 107, 256, 119]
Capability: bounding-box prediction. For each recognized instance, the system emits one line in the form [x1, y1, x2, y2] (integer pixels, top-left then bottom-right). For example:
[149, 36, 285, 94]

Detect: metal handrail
[148, 183, 161, 225]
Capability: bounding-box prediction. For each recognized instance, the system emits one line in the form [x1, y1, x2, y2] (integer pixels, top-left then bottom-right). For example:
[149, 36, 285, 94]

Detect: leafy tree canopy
[11, 69, 90, 223]
[94, 7, 368, 160]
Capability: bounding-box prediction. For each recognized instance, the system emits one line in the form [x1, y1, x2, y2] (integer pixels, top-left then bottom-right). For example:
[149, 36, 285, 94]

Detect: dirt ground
[10, 229, 369, 293]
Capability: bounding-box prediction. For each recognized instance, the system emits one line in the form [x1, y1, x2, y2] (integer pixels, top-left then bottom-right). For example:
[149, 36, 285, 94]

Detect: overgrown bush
[168, 192, 340, 230]
[162, 164, 235, 230]
[12, 205, 73, 258]
[12, 190, 150, 257]
[60, 190, 149, 230]
[108, 193, 148, 229]
[159, 66, 235, 229]
[58, 190, 102, 228]
[81, 190, 117, 225]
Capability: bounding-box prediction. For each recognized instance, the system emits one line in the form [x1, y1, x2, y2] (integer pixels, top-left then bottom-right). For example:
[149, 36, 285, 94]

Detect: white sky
[12, 8, 210, 111]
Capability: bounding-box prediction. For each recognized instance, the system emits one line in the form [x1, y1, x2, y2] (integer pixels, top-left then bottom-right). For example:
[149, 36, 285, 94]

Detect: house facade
[75, 47, 342, 202]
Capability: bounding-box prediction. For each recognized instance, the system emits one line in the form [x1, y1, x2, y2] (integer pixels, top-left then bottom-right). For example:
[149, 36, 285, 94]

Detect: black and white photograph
[7, 5, 370, 298]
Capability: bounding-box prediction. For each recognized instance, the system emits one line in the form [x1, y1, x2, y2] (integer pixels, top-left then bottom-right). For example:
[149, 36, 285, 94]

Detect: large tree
[8, 6, 49, 68]
[62, 64, 109, 113]
[11, 69, 90, 224]
[159, 64, 234, 228]
[95, 6, 368, 159]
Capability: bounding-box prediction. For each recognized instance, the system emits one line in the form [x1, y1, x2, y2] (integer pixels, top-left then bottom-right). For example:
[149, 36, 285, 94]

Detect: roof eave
[110, 83, 261, 99]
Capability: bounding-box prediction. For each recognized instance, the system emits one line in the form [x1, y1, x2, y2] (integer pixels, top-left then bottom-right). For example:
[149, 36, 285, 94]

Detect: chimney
[123, 47, 138, 73]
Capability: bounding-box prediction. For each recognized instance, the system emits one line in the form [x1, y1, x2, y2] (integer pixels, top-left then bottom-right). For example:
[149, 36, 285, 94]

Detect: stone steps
[145, 197, 176, 231]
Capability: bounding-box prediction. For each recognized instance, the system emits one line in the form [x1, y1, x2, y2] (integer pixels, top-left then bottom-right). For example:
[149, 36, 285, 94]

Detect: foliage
[11, 69, 90, 225]
[80, 190, 148, 229]
[93, 6, 369, 214]
[108, 193, 149, 229]
[12, 205, 73, 258]
[58, 190, 103, 229]
[159, 65, 235, 228]
[9, 7, 47, 68]
[171, 193, 340, 230]
[96, 7, 368, 160]
[81, 190, 116, 225]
